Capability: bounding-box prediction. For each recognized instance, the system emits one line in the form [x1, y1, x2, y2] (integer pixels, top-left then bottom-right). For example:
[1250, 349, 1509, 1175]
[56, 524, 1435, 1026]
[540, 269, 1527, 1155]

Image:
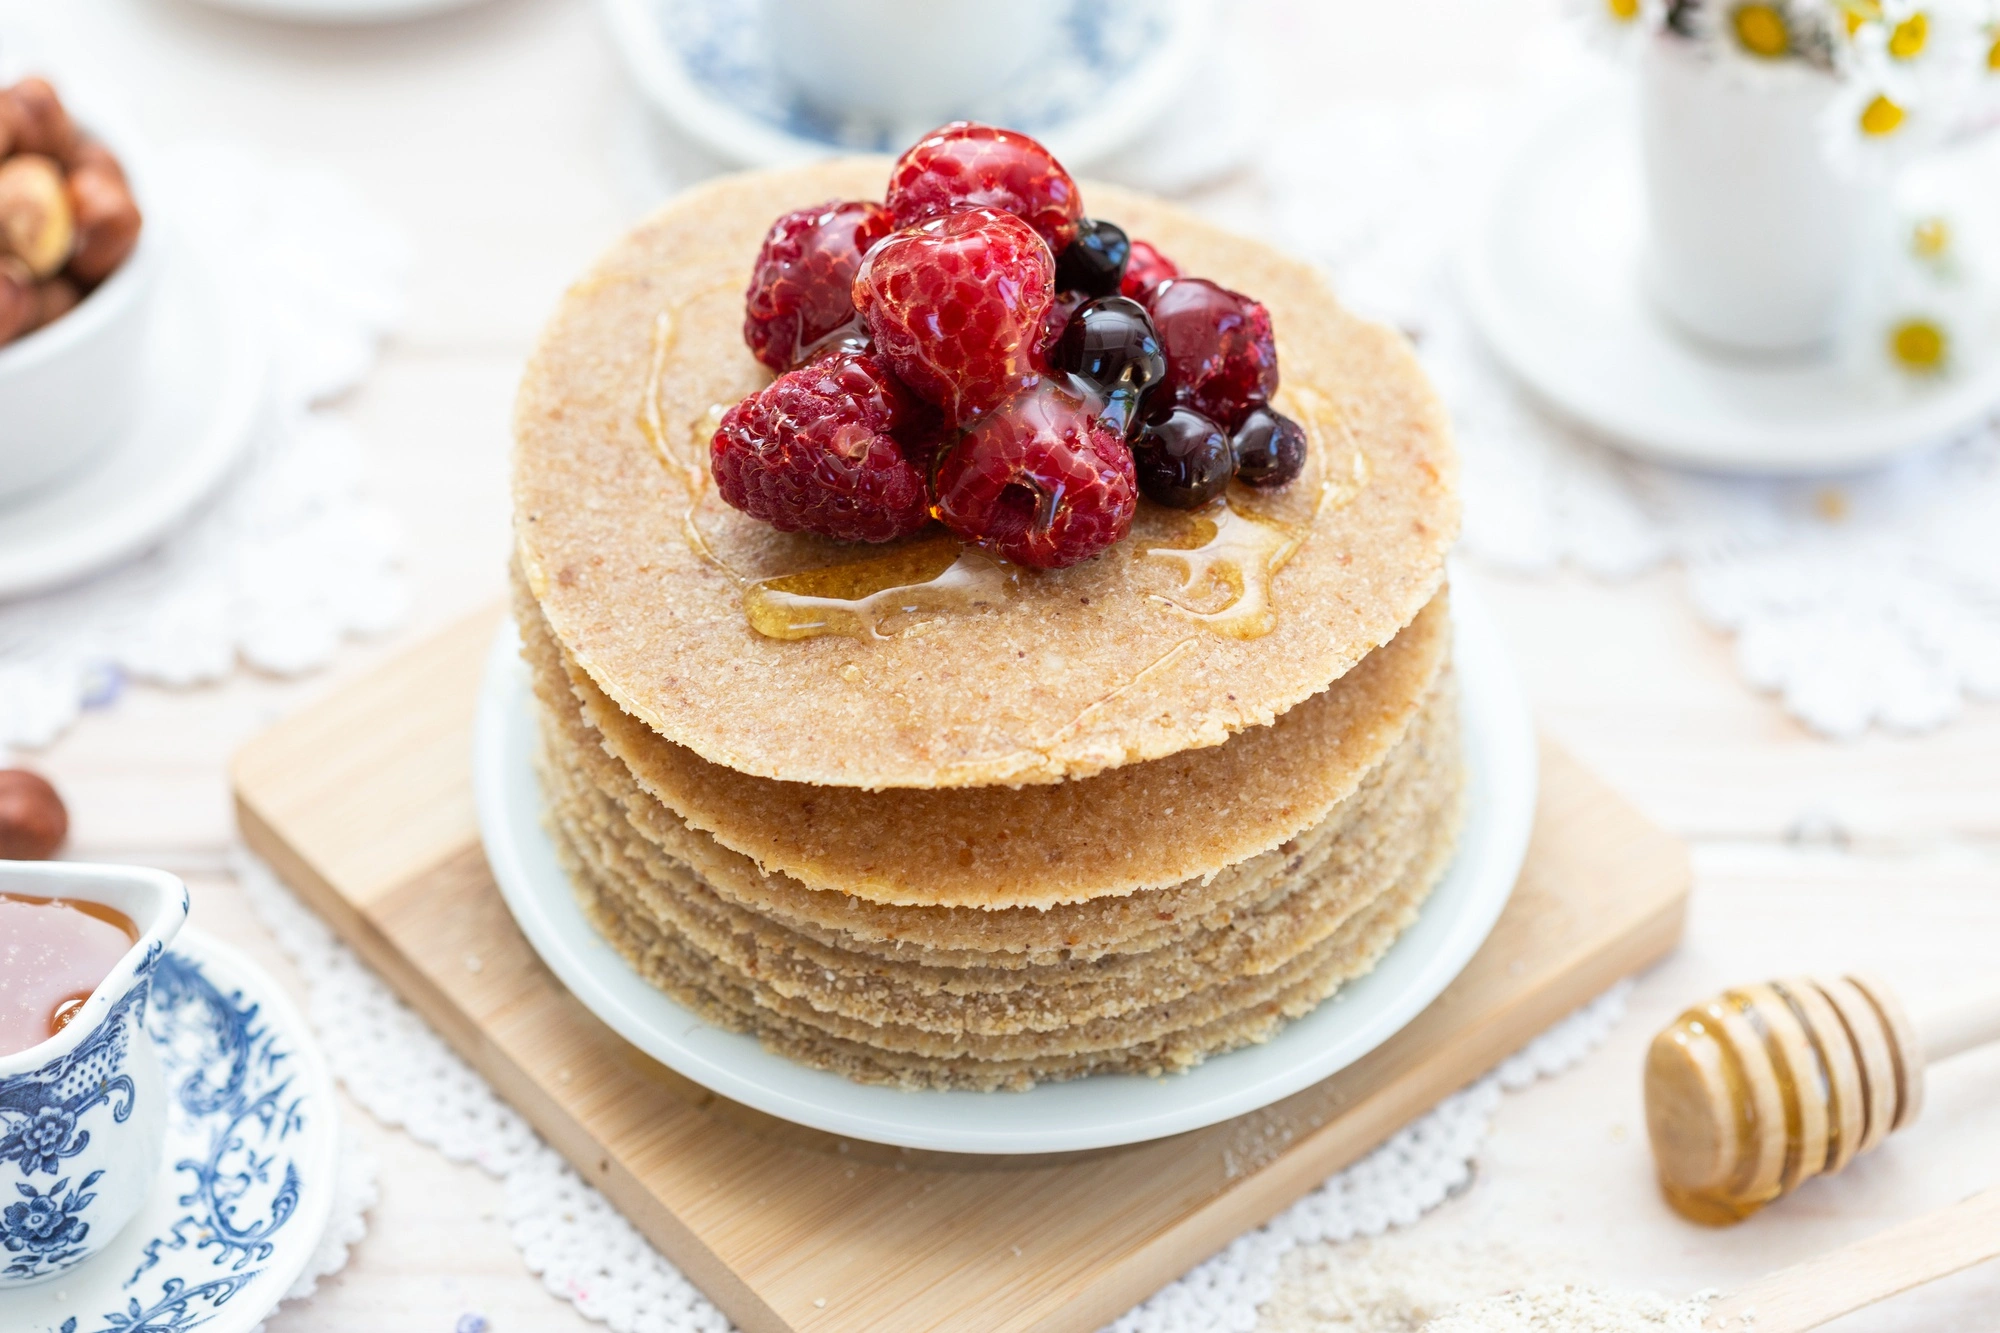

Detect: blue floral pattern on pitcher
[0, 949, 155, 1282]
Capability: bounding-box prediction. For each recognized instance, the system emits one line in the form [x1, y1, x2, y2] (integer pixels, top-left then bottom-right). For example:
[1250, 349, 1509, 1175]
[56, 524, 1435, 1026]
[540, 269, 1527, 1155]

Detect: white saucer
[0, 228, 266, 600]
[473, 571, 1537, 1155]
[1459, 96, 2000, 475]
[599, 0, 1212, 171]
[2, 929, 339, 1333]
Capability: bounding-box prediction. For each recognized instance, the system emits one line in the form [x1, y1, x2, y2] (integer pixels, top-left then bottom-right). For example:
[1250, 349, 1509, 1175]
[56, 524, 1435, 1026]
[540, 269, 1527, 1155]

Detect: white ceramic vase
[1639, 35, 1887, 355]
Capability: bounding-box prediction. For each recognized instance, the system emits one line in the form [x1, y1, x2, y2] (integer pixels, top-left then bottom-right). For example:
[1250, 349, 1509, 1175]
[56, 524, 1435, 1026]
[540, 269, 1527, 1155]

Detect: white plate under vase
[1459, 94, 2000, 475]
[472, 571, 1538, 1156]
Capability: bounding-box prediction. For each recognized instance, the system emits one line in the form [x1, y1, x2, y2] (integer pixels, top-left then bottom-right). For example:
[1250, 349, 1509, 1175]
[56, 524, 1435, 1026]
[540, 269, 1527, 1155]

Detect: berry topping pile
[713, 122, 1313, 568]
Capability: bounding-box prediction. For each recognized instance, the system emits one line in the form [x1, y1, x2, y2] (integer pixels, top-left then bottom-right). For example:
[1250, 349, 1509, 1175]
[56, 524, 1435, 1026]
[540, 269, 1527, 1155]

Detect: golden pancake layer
[523, 588, 1465, 1089]
[513, 161, 1459, 791]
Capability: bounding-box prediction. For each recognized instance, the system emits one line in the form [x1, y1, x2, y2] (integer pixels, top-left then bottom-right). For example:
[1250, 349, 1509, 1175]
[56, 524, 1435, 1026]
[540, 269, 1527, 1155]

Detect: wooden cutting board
[233, 607, 1689, 1333]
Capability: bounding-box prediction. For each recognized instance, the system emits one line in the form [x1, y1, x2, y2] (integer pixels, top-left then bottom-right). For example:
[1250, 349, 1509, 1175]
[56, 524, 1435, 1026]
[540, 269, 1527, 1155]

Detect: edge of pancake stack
[509, 159, 1466, 1092]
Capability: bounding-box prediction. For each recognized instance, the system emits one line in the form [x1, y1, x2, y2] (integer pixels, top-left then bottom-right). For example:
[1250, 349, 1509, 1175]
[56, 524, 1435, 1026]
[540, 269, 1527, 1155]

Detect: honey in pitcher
[0, 893, 139, 1057]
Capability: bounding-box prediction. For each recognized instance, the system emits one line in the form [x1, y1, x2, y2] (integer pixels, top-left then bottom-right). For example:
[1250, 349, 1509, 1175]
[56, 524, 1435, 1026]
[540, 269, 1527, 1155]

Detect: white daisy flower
[1568, 0, 1661, 57]
[1821, 75, 1950, 174]
[1847, 0, 1987, 92]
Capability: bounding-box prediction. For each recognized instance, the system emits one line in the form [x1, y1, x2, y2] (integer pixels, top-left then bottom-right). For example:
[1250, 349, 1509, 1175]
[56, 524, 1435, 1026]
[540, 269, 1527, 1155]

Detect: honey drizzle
[1141, 386, 1370, 639]
[636, 305, 751, 585]
[743, 536, 1017, 641]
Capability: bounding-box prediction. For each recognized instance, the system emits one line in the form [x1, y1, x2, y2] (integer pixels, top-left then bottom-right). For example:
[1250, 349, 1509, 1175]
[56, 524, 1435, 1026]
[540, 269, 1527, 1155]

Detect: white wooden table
[8, 1, 1999, 1328]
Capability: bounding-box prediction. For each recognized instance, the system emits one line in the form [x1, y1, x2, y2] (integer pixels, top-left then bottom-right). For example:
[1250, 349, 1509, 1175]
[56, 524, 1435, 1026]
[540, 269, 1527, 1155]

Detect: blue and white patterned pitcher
[0, 861, 188, 1288]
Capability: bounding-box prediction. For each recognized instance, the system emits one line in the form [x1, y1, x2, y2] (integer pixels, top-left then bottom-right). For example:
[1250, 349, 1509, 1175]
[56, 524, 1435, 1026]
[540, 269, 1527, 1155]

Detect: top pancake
[513, 160, 1458, 790]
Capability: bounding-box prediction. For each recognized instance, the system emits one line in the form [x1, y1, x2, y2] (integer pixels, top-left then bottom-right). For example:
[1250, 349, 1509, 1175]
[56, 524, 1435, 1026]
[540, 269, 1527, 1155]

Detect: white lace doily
[1259, 74, 2000, 740]
[235, 847, 1628, 1333]
[0, 142, 409, 756]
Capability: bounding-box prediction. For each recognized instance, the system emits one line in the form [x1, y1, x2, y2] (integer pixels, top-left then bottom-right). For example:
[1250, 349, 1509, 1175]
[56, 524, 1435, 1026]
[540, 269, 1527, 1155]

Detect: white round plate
[1459, 96, 2000, 475]
[1, 929, 339, 1333]
[599, 0, 1212, 171]
[473, 570, 1537, 1154]
[0, 228, 265, 600]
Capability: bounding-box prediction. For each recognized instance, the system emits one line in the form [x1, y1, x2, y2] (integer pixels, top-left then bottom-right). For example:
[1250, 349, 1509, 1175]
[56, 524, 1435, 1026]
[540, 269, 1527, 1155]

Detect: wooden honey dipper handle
[1645, 974, 2000, 1225]
[1915, 986, 2000, 1064]
[1705, 1184, 2000, 1332]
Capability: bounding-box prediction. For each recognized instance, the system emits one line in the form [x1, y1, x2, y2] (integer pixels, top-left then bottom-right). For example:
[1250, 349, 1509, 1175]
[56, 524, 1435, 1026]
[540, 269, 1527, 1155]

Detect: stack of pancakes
[510, 163, 1462, 1091]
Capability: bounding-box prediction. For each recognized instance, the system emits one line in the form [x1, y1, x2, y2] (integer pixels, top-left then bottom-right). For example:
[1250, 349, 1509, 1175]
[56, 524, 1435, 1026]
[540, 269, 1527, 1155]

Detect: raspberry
[742, 199, 893, 372]
[853, 207, 1053, 426]
[1120, 238, 1179, 301]
[1146, 277, 1278, 430]
[710, 349, 936, 543]
[885, 122, 1083, 251]
[932, 379, 1136, 569]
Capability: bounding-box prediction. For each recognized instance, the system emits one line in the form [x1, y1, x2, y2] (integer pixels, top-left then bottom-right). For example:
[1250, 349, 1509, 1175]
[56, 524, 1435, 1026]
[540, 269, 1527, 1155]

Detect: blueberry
[1052, 295, 1165, 436]
[1133, 406, 1234, 509]
[1054, 218, 1131, 298]
[1232, 406, 1307, 488]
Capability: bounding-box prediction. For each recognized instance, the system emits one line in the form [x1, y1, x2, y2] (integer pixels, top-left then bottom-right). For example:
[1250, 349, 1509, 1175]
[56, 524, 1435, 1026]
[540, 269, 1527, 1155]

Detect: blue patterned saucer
[599, 0, 1211, 171]
[0, 930, 338, 1333]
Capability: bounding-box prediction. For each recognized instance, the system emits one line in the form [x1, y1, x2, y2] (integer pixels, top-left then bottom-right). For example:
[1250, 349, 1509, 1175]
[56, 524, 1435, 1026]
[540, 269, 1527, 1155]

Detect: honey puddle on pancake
[637, 305, 1371, 645]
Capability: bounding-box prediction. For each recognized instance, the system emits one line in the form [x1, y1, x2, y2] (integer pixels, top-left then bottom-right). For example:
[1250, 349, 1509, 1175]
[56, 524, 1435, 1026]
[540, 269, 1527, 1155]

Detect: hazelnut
[0, 256, 33, 345]
[68, 137, 127, 186]
[0, 769, 68, 861]
[66, 162, 141, 286]
[3, 78, 79, 162]
[29, 276, 79, 332]
[0, 155, 76, 279]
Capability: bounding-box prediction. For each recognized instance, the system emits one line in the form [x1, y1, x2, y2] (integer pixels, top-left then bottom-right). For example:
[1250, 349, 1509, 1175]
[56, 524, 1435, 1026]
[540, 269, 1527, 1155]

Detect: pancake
[513, 160, 1459, 791]
[514, 567, 1452, 909]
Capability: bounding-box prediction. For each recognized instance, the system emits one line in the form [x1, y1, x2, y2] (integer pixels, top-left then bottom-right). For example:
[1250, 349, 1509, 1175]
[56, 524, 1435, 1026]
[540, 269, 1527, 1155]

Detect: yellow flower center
[1733, 3, 1792, 57]
[1860, 93, 1907, 136]
[1889, 319, 1948, 372]
[1888, 12, 1929, 59]
[1608, 0, 1641, 19]
[1988, 31, 2000, 70]
[1912, 217, 1951, 258]
[1838, 0, 1882, 35]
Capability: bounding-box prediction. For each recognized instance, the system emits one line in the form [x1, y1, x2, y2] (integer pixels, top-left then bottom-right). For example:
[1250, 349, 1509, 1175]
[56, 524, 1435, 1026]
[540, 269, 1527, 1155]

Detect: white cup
[0, 114, 158, 505]
[759, 0, 1064, 132]
[1639, 34, 1887, 355]
[0, 860, 188, 1288]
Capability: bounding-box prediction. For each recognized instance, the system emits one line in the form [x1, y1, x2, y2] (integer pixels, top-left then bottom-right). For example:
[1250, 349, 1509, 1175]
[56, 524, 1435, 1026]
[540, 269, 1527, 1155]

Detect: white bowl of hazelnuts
[0, 76, 152, 504]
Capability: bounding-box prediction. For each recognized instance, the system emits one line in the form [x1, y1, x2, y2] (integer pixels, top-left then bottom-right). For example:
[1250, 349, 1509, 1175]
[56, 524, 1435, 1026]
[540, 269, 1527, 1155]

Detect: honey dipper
[1644, 974, 2000, 1225]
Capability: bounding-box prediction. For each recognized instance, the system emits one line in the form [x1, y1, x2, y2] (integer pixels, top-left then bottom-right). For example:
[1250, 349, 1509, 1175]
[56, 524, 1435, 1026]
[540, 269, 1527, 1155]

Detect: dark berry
[1232, 405, 1307, 488]
[884, 121, 1083, 251]
[932, 378, 1135, 569]
[710, 349, 937, 543]
[1050, 295, 1165, 437]
[1147, 277, 1278, 430]
[1132, 407, 1233, 510]
[1120, 238, 1179, 300]
[1033, 289, 1087, 372]
[853, 207, 1054, 426]
[742, 199, 893, 372]
[1054, 218, 1130, 299]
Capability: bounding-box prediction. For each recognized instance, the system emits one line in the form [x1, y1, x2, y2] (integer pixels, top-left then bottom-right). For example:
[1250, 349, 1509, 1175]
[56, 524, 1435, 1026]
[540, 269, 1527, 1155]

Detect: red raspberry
[710, 349, 936, 543]
[932, 378, 1136, 569]
[852, 207, 1053, 426]
[1120, 238, 1179, 300]
[1146, 277, 1278, 430]
[742, 199, 893, 372]
[885, 122, 1083, 252]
